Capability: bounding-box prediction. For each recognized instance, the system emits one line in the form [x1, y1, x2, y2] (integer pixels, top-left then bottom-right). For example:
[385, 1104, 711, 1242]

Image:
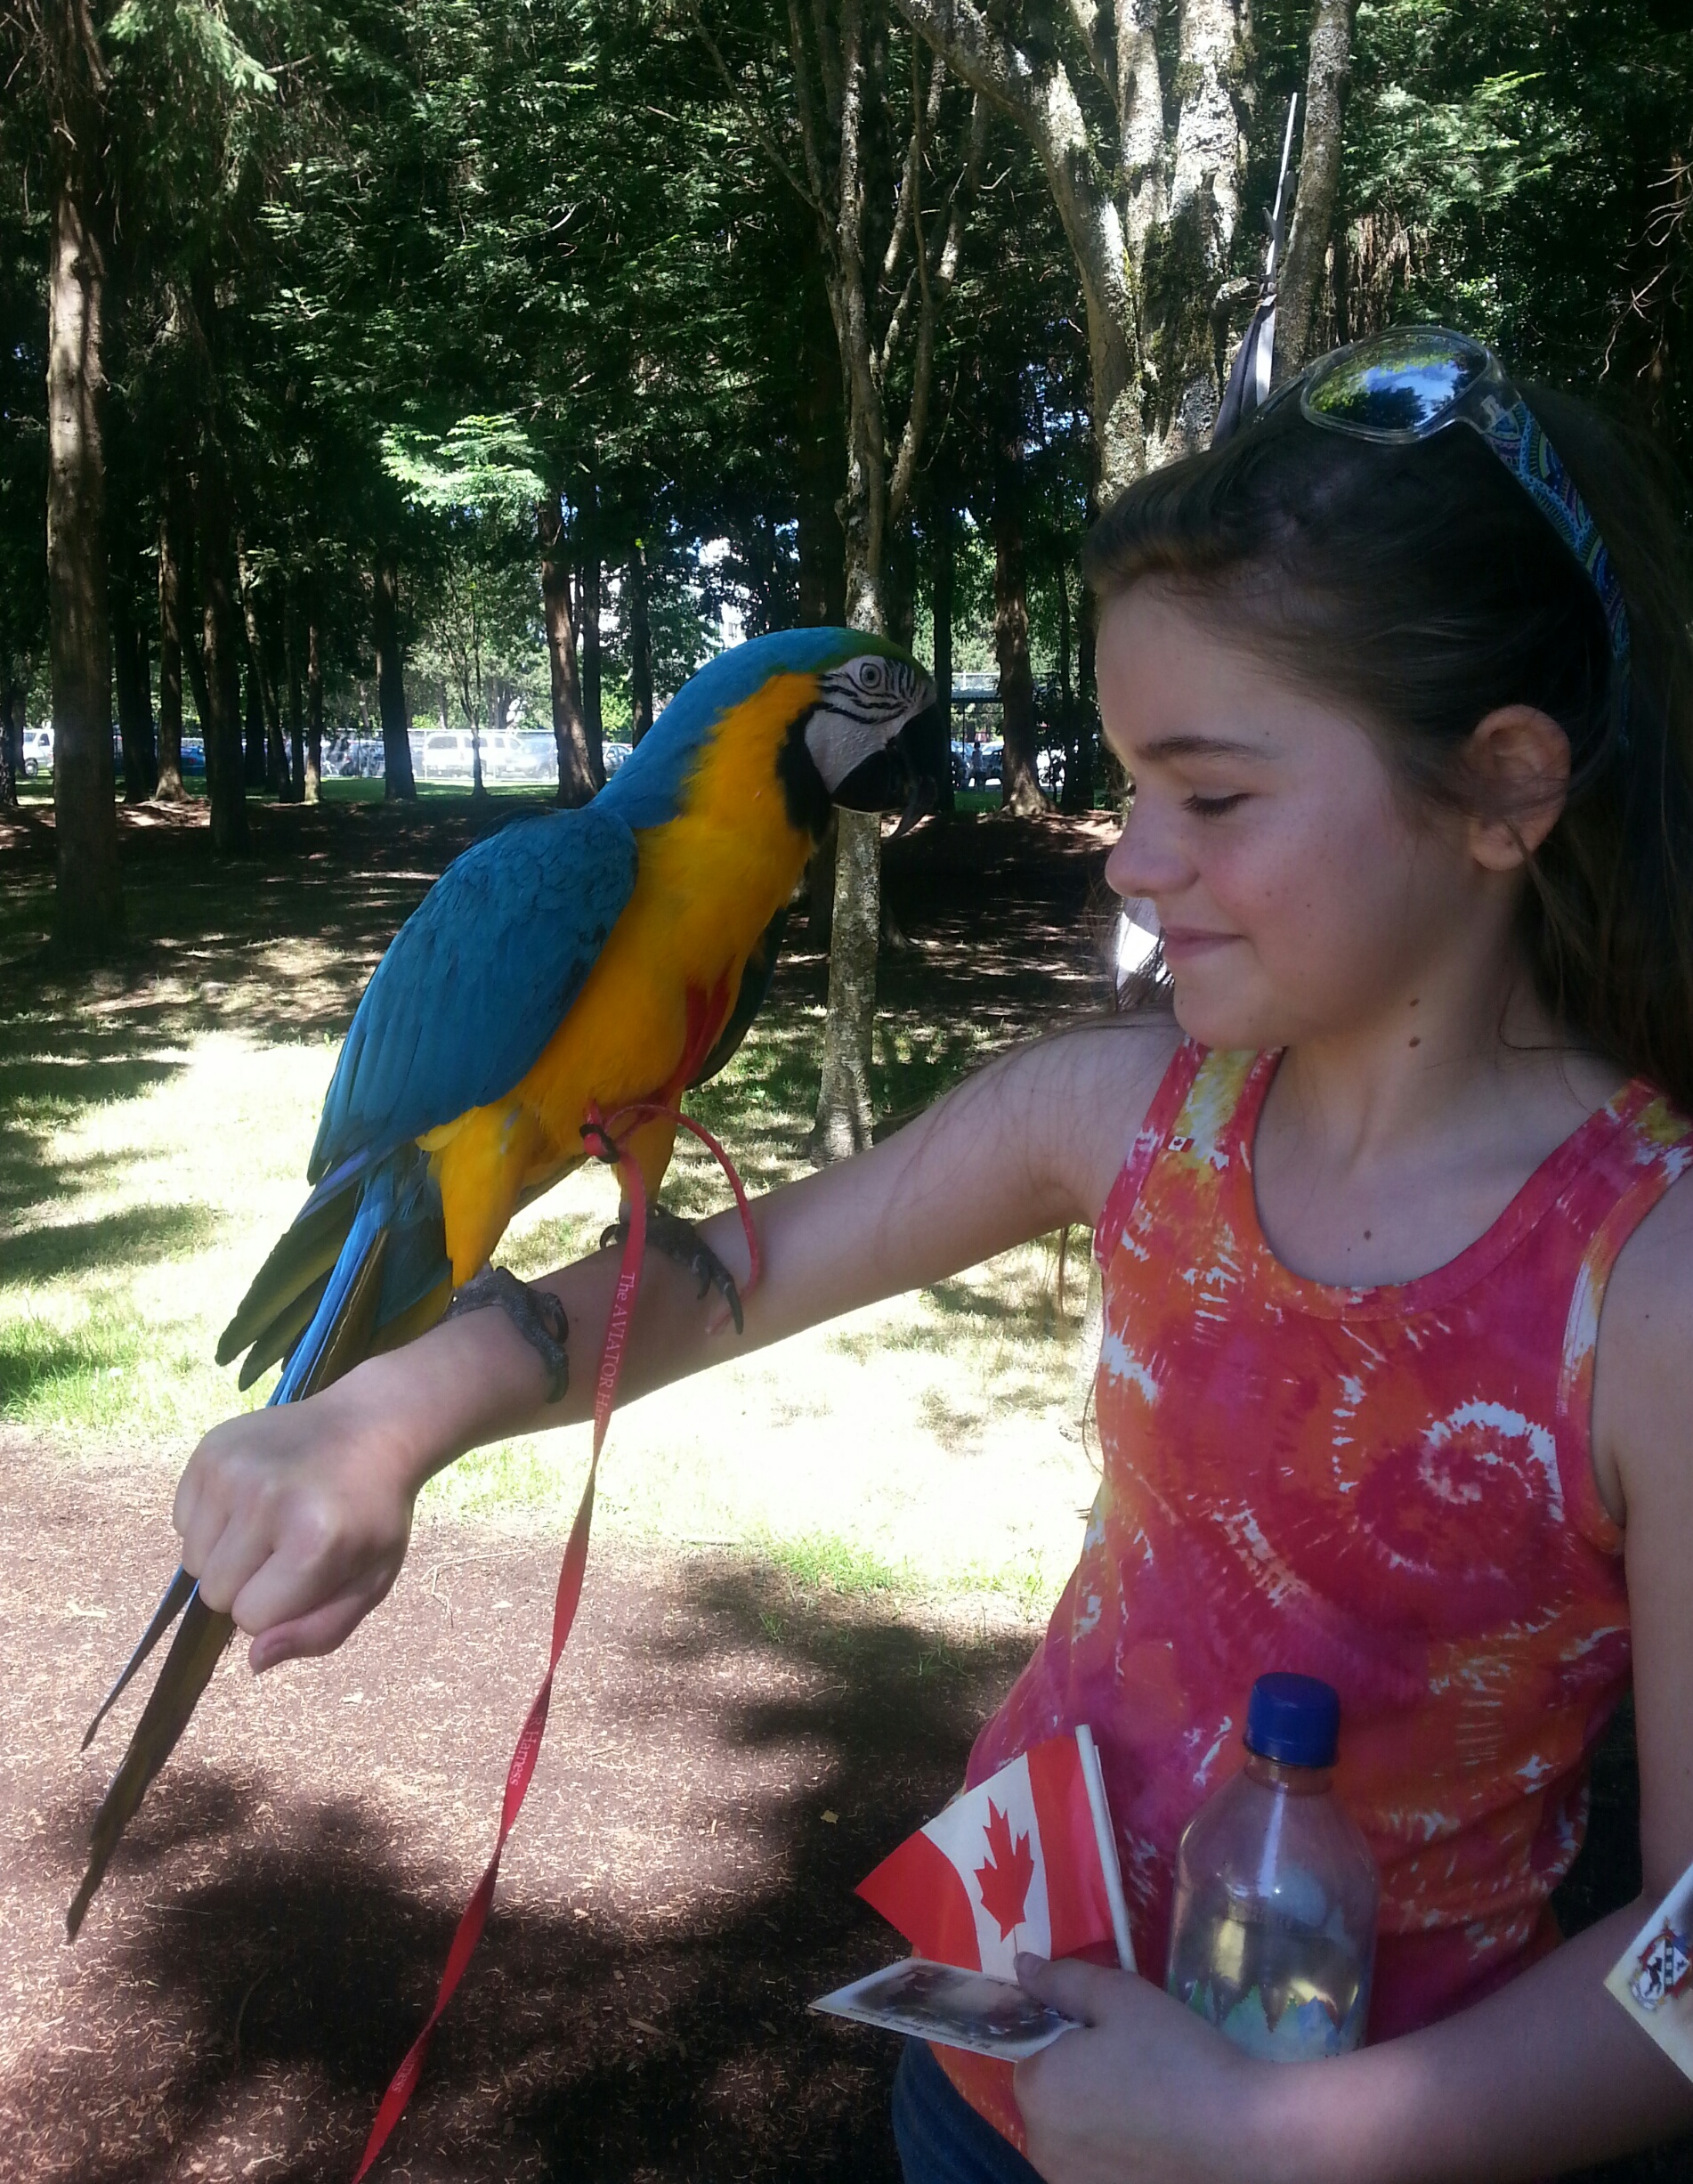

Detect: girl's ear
[1462, 705, 1572, 872]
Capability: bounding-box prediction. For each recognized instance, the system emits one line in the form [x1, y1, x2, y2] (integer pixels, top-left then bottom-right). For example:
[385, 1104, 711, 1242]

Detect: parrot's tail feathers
[68, 1589, 234, 1939]
[272, 1192, 393, 1404]
[222, 1149, 450, 1398]
[234, 1269, 332, 1391]
[80, 1563, 196, 1751]
[216, 1177, 360, 1369]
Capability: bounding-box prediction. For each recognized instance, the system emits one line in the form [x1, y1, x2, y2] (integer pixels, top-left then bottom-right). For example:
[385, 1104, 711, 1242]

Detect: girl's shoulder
[1591, 1144, 1693, 1529]
[1000, 1010, 1188, 1228]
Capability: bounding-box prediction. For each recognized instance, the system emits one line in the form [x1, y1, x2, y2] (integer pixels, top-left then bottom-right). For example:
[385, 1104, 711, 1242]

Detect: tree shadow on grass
[1, 1202, 220, 1287]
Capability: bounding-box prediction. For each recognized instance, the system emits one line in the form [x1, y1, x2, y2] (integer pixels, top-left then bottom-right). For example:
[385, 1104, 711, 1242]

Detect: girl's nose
[1106, 799, 1191, 904]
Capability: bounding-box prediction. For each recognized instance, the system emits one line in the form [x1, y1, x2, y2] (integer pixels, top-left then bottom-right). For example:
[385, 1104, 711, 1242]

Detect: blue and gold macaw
[69, 627, 936, 1935]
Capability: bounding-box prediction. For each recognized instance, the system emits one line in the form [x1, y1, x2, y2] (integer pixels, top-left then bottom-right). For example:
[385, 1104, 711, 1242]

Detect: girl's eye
[1184, 792, 1246, 818]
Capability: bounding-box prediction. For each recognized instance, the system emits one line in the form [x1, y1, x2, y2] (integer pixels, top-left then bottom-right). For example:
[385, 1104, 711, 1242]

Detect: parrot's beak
[833, 704, 941, 838]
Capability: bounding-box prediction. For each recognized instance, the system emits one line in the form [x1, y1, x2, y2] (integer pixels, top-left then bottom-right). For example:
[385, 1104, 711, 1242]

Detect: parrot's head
[779, 635, 939, 841]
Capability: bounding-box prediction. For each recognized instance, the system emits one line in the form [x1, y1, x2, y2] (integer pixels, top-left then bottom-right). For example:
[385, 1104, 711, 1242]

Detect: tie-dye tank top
[940, 1040, 1693, 2150]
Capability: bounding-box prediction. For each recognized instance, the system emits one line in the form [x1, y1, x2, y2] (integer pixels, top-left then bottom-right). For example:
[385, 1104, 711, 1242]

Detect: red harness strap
[352, 1100, 759, 2180]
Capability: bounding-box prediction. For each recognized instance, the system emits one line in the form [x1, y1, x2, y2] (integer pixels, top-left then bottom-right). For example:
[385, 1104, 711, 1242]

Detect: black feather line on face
[776, 704, 833, 840]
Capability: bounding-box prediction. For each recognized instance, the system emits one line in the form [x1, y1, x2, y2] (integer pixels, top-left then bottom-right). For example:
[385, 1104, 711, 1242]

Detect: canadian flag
[856, 1726, 1136, 1977]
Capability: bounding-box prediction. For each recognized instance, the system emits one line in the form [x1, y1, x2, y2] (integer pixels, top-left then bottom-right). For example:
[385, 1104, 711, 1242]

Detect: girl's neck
[1269, 950, 1603, 1177]
[1252, 948, 1623, 1291]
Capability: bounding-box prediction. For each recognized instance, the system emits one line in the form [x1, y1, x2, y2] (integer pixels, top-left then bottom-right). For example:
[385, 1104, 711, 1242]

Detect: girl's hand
[173, 1377, 422, 1674]
[1013, 1954, 1276, 2184]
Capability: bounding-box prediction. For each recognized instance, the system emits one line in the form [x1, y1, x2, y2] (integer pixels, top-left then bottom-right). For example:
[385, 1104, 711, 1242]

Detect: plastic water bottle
[1165, 1673, 1378, 2061]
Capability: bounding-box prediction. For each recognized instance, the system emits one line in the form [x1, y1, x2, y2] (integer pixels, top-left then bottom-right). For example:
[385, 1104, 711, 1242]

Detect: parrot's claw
[446, 1266, 570, 1402]
[602, 1206, 745, 1335]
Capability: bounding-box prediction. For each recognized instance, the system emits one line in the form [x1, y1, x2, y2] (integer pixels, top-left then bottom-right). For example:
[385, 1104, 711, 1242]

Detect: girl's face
[1098, 582, 1509, 1053]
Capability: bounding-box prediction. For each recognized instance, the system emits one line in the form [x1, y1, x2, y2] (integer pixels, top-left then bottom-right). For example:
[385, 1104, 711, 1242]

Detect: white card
[1606, 1855, 1693, 2081]
[811, 1957, 1080, 2062]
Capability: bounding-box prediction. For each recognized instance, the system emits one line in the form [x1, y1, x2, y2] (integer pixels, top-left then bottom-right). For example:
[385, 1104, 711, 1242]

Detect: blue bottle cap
[1245, 1673, 1341, 1767]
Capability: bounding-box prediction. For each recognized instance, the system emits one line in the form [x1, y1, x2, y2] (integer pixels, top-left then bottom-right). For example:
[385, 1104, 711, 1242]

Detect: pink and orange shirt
[943, 1040, 1693, 2147]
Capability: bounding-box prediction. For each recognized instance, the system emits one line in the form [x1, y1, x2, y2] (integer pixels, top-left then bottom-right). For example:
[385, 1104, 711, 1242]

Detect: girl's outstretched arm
[1010, 1165, 1693, 2184]
[174, 1017, 1179, 1672]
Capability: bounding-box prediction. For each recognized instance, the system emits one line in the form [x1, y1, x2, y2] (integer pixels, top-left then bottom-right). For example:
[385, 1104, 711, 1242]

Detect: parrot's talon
[446, 1267, 570, 1402]
[602, 1207, 745, 1335]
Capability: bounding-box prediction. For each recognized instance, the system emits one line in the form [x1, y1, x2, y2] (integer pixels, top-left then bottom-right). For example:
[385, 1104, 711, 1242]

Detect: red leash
[352, 1101, 759, 2180]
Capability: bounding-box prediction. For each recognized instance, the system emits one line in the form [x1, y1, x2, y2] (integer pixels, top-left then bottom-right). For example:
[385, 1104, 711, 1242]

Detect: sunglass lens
[1305, 328, 1490, 437]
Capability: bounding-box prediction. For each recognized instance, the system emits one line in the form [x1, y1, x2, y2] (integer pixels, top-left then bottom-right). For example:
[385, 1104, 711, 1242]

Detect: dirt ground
[2, 1437, 1042, 2183]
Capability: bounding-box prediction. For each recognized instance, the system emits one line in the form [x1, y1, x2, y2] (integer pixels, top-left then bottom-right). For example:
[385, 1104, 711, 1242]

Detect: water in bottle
[1166, 1672, 1378, 2061]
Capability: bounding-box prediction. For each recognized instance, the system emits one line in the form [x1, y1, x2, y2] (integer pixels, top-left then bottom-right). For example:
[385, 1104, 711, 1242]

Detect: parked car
[20, 727, 53, 776]
[602, 740, 633, 776]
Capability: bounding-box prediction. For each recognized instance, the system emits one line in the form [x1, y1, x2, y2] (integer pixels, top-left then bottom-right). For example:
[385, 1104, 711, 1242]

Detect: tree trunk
[1277, 0, 1359, 376]
[579, 473, 603, 757]
[197, 447, 248, 853]
[46, 113, 123, 952]
[809, 804, 882, 1160]
[539, 495, 598, 803]
[796, 272, 846, 627]
[993, 491, 1043, 816]
[0, 662, 19, 809]
[154, 491, 186, 800]
[284, 594, 305, 800]
[927, 485, 956, 816]
[1057, 565, 1093, 814]
[111, 579, 156, 800]
[373, 557, 416, 799]
[898, 0, 1251, 495]
[627, 540, 653, 743]
[243, 654, 265, 783]
[305, 616, 323, 802]
[239, 551, 288, 795]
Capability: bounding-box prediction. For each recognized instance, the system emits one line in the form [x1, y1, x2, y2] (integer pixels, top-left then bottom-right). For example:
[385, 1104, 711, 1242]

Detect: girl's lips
[1160, 927, 1240, 962]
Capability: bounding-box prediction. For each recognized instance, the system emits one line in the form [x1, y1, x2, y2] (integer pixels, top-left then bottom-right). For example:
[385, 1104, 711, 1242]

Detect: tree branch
[890, 91, 987, 527]
[1277, 0, 1357, 374]
[686, 1, 822, 215]
[1115, 0, 1162, 271]
[785, 0, 833, 226]
[895, 0, 1137, 480]
[1065, 0, 1114, 104]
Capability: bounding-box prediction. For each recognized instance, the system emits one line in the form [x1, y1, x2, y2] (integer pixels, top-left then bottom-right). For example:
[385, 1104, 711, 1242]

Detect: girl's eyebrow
[1137, 732, 1274, 762]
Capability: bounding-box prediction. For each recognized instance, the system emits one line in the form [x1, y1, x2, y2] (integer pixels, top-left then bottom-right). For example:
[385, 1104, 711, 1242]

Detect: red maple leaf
[974, 1800, 1036, 1940]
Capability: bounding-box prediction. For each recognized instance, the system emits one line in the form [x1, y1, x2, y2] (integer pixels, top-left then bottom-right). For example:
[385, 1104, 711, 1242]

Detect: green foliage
[1338, 0, 1693, 452]
[0, 0, 1687, 752]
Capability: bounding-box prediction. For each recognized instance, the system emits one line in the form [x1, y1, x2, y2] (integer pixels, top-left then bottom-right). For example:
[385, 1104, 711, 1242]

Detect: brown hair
[1083, 384, 1693, 1111]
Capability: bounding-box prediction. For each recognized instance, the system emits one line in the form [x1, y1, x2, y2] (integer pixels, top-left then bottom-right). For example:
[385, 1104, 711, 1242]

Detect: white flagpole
[1076, 1724, 1137, 1975]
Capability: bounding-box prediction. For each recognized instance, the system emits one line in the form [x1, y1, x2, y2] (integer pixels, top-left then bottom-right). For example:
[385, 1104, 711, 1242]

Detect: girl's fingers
[247, 1588, 375, 1672]
[191, 1498, 282, 1617]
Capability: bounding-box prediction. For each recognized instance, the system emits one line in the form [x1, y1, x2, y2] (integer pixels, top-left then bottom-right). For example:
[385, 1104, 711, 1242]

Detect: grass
[0, 792, 1113, 1619]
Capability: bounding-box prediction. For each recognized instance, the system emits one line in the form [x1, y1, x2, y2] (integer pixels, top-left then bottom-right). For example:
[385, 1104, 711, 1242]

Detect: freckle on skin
[1409, 1036, 1422, 1048]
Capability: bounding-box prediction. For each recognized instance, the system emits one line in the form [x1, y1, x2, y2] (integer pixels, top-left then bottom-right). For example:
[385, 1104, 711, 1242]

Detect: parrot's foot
[602, 1206, 745, 1335]
[446, 1267, 570, 1402]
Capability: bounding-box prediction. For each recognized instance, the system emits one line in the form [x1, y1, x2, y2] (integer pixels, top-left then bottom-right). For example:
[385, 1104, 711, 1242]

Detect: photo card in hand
[810, 1957, 1079, 2062]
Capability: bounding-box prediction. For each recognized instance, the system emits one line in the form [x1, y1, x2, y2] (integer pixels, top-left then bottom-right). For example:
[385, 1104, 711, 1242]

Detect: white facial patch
[803, 654, 929, 792]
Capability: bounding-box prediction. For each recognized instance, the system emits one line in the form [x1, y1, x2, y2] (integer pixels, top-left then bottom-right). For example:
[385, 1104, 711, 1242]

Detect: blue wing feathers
[311, 629, 864, 1181]
[308, 802, 639, 1181]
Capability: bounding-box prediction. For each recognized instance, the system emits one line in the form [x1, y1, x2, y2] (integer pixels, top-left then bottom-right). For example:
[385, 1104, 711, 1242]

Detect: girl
[174, 329, 1693, 2182]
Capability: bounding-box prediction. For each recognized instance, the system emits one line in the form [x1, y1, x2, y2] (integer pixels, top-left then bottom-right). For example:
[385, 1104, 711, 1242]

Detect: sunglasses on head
[1249, 326, 1630, 672]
